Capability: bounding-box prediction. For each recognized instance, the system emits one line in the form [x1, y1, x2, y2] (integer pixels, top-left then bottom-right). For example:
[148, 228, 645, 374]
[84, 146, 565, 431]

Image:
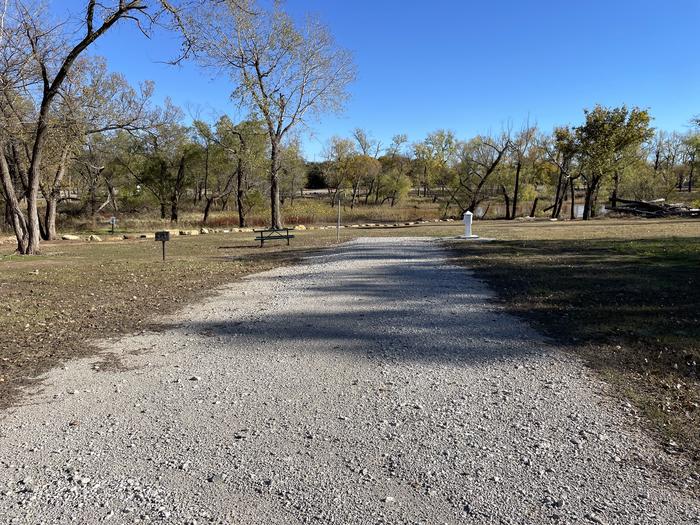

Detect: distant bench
[254, 227, 295, 247]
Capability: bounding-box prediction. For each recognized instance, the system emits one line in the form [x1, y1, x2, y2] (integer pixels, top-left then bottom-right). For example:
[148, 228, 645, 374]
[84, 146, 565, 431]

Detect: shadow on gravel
[183, 240, 547, 365]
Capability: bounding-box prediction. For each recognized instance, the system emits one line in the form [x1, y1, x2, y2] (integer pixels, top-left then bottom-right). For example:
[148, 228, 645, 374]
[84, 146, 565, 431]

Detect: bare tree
[507, 124, 536, 219]
[352, 128, 382, 158]
[193, 0, 356, 228]
[445, 132, 511, 215]
[38, 59, 155, 239]
[0, 0, 196, 254]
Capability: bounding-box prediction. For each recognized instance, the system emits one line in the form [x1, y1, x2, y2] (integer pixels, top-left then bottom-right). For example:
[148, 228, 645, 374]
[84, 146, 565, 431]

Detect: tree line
[0, 0, 354, 254]
[319, 109, 698, 222]
[1, 2, 697, 256]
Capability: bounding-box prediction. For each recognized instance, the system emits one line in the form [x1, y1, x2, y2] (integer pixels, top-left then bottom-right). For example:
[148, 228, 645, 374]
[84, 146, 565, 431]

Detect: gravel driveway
[1, 237, 698, 524]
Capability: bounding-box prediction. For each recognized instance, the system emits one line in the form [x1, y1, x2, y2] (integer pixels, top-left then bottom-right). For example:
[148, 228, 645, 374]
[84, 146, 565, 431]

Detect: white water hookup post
[463, 211, 478, 238]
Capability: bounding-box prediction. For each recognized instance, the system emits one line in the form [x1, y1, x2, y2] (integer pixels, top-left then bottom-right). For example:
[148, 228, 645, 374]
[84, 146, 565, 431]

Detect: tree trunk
[583, 185, 594, 220]
[224, 193, 234, 211]
[552, 170, 564, 218]
[500, 185, 511, 220]
[42, 150, 69, 241]
[170, 155, 186, 223]
[269, 139, 282, 229]
[26, 160, 42, 254]
[555, 177, 569, 219]
[160, 201, 166, 219]
[236, 160, 246, 227]
[510, 161, 521, 219]
[25, 84, 62, 254]
[202, 197, 214, 224]
[569, 180, 576, 220]
[364, 179, 374, 205]
[590, 189, 598, 218]
[0, 150, 29, 253]
[106, 179, 118, 212]
[529, 197, 539, 217]
[43, 196, 58, 241]
[90, 183, 98, 217]
[654, 148, 660, 171]
[688, 163, 695, 192]
[611, 172, 620, 208]
[350, 182, 359, 209]
[330, 187, 341, 208]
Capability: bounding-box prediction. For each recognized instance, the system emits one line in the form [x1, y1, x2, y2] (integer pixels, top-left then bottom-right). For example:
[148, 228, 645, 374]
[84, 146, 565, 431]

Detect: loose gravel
[0, 237, 698, 524]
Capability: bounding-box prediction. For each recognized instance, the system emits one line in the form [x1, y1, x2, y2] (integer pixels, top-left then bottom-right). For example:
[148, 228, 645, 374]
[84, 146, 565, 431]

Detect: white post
[463, 211, 477, 238]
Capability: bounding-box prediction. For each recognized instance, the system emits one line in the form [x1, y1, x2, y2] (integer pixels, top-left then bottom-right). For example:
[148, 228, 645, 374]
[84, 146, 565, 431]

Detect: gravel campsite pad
[1, 238, 698, 524]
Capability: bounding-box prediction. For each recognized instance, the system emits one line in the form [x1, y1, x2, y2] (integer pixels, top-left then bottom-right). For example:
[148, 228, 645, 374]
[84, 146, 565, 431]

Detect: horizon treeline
[317, 107, 698, 221]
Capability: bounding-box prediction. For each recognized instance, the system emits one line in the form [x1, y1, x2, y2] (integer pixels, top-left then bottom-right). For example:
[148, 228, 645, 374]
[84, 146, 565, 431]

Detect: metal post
[336, 191, 341, 242]
[162, 240, 166, 261]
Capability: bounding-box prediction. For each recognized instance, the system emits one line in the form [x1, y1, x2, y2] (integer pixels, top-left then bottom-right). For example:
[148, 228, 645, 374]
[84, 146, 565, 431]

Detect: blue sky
[58, 0, 700, 159]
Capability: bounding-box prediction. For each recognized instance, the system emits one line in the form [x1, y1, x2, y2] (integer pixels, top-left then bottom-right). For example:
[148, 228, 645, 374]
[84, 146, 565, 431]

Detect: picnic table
[254, 227, 295, 247]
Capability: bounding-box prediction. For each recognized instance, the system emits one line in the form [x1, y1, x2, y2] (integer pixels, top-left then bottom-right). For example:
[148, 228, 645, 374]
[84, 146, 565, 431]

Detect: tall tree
[352, 128, 382, 202]
[346, 154, 381, 208]
[194, 116, 267, 226]
[413, 130, 457, 199]
[574, 105, 653, 220]
[378, 135, 411, 207]
[507, 125, 536, 219]
[445, 132, 511, 215]
[544, 127, 579, 219]
[193, 0, 355, 228]
[116, 103, 194, 222]
[322, 136, 356, 207]
[39, 58, 154, 239]
[0, 0, 195, 254]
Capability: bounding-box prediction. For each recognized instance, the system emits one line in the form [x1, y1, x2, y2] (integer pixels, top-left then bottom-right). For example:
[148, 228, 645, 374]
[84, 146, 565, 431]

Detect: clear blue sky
[59, 0, 700, 159]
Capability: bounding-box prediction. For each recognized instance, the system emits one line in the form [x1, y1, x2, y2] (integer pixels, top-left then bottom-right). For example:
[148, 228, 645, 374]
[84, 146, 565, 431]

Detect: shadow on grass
[447, 236, 700, 460]
[447, 237, 700, 355]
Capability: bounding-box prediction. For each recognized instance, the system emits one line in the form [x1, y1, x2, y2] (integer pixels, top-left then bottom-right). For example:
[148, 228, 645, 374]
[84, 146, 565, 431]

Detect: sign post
[336, 192, 341, 242]
[109, 216, 117, 235]
[155, 231, 170, 261]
